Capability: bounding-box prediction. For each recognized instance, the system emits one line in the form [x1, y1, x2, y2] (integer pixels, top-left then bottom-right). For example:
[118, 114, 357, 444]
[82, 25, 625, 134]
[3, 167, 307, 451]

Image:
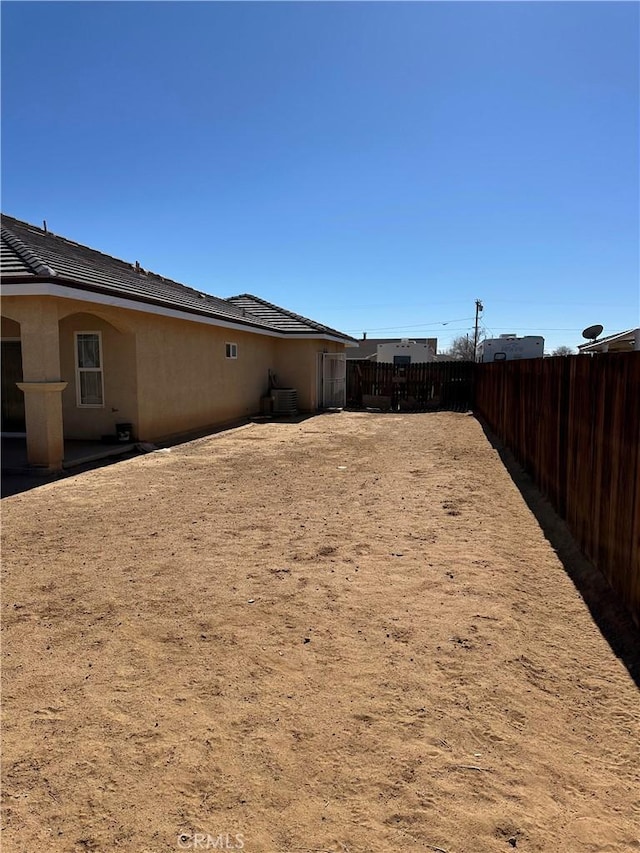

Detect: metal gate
[322, 353, 346, 408]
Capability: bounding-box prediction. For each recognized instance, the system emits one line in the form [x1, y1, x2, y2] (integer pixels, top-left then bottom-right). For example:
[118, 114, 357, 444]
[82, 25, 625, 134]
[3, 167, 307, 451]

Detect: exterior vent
[271, 388, 298, 416]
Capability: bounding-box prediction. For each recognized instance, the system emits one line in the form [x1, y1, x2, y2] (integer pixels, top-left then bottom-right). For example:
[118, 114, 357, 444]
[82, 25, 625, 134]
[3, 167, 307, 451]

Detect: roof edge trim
[0, 281, 353, 343]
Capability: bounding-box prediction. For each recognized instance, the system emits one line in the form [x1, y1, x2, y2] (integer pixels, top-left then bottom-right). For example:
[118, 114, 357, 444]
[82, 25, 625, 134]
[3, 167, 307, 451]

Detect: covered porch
[1, 298, 138, 472]
[1, 436, 137, 474]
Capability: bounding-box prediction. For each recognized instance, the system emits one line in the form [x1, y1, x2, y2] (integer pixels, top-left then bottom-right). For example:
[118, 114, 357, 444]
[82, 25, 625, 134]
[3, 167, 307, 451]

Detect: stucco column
[16, 382, 67, 469]
[17, 300, 67, 470]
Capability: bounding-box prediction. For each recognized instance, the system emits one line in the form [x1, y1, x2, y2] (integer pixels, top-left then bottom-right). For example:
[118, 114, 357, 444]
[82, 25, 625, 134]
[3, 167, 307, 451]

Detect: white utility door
[322, 352, 346, 408]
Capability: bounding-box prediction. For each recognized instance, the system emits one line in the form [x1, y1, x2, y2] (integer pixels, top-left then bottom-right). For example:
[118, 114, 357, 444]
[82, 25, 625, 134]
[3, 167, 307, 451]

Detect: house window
[225, 342, 238, 359]
[75, 332, 104, 407]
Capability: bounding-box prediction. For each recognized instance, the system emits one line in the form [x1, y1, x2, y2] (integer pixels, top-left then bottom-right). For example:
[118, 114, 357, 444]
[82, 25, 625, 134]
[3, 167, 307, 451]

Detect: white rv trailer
[376, 339, 436, 364]
[477, 334, 544, 363]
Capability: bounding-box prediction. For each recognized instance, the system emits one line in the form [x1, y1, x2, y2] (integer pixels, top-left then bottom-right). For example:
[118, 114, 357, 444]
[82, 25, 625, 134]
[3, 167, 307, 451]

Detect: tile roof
[1, 215, 354, 341]
[1, 229, 55, 276]
[1, 236, 33, 275]
[226, 294, 354, 339]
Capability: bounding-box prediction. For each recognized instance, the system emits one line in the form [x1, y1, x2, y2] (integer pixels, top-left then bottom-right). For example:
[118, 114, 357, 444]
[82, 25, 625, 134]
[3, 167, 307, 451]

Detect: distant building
[578, 328, 640, 354]
[376, 340, 437, 364]
[346, 335, 437, 362]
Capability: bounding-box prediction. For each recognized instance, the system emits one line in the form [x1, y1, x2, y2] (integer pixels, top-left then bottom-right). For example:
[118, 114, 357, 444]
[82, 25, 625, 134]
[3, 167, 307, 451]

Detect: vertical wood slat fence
[474, 353, 640, 627]
[346, 360, 474, 411]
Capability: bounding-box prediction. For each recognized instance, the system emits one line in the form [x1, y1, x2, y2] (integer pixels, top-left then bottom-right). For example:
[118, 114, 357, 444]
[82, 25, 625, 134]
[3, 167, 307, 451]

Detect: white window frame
[225, 342, 238, 359]
[75, 331, 105, 408]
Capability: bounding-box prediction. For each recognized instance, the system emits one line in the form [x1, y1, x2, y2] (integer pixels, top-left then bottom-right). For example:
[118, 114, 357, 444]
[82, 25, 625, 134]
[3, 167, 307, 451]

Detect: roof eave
[0, 275, 276, 331]
[0, 278, 355, 342]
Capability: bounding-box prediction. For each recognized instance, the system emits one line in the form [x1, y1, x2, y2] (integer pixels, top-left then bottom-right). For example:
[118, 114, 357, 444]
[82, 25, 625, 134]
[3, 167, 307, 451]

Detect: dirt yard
[2, 412, 639, 853]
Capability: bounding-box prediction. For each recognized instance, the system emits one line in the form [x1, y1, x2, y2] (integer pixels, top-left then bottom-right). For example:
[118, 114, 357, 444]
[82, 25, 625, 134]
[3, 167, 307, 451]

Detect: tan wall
[134, 314, 278, 441]
[59, 312, 138, 440]
[2, 297, 139, 440]
[2, 295, 347, 443]
[274, 338, 345, 411]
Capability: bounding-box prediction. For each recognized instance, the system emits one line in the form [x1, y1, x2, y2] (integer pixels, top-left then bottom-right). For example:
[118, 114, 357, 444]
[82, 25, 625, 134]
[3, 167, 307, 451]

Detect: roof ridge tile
[1, 224, 58, 277]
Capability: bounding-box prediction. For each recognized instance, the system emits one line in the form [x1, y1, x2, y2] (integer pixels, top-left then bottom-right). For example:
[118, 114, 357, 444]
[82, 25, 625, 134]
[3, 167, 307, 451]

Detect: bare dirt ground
[2, 411, 639, 853]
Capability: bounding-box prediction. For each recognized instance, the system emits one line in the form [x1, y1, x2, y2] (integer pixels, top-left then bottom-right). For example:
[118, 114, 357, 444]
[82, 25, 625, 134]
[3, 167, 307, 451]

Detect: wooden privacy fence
[474, 353, 640, 626]
[346, 360, 474, 411]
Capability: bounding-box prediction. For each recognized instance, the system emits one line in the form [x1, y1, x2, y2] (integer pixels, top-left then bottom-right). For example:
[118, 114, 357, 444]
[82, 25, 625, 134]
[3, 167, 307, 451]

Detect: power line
[343, 316, 475, 333]
[344, 318, 591, 335]
[483, 327, 587, 331]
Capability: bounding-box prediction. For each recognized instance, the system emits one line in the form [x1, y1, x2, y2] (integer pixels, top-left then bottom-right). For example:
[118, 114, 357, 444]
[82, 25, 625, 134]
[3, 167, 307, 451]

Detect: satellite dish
[582, 324, 603, 341]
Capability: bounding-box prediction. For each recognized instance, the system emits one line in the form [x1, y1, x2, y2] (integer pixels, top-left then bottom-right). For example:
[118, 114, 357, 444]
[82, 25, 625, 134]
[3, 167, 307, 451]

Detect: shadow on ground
[477, 417, 640, 690]
[1, 450, 142, 499]
[0, 413, 331, 499]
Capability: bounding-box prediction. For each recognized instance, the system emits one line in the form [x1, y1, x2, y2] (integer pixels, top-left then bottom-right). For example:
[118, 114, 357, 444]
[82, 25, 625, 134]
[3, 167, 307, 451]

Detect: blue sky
[2, 1, 638, 352]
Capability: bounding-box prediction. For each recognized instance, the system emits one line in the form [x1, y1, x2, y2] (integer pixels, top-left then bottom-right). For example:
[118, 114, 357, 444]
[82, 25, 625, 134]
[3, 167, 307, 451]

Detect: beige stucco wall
[58, 312, 138, 440]
[2, 296, 140, 441]
[274, 338, 345, 411]
[135, 326, 348, 439]
[2, 294, 348, 444]
[133, 314, 279, 441]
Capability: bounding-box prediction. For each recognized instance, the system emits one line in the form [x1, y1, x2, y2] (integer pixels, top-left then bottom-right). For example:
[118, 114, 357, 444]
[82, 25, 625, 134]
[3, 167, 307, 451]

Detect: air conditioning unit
[271, 388, 298, 416]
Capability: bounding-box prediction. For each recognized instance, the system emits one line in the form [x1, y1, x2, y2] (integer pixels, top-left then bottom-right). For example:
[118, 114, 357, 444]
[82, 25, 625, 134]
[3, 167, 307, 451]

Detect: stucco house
[577, 328, 640, 354]
[1, 215, 355, 470]
[346, 336, 438, 361]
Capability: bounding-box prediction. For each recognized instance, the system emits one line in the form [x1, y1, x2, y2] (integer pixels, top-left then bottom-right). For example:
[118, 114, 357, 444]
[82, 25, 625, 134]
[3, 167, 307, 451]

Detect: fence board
[346, 360, 474, 411]
[475, 353, 640, 627]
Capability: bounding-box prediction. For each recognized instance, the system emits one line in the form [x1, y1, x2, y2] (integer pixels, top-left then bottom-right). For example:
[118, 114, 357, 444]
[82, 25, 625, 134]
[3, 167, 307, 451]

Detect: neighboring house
[376, 339, 436, 365]
[577, 328, 640, 354]
[1, 215, 355, 470]
[346, 336, 438, 361]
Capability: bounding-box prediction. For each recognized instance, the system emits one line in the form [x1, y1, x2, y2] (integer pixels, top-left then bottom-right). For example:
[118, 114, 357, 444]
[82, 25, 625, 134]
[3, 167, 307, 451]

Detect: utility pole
[473, 299, 483, 361]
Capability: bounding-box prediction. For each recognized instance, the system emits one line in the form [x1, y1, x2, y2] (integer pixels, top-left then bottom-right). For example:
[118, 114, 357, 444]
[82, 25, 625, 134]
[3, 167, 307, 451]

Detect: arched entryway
[1, 316, 25, 434]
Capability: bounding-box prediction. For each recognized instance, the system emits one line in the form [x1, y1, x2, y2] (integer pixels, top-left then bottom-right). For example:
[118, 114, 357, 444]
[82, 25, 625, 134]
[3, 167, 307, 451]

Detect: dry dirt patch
[2, 412, 639, 853]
